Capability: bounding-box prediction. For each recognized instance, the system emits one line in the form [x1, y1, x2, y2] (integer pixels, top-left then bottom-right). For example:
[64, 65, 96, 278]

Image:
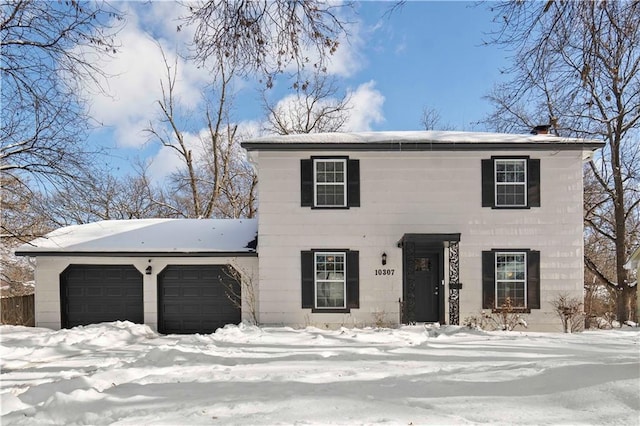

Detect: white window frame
[314, 251, 347, 309]
[313, 159, 347, 207]
[494, 251, 527, 308]
[494, 158, 527, 207]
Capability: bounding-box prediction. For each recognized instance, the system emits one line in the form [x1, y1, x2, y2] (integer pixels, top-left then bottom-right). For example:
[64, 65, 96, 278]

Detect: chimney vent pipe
[531, 124, 551, 135]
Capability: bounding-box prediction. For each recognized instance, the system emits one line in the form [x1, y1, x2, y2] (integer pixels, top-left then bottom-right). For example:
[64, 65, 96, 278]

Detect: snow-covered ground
[1, 322, 639, 425]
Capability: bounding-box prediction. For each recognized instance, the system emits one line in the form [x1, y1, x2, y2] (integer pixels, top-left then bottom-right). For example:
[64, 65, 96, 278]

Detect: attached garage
[158, 265, 241, 334]
[60, 264, 143, 328]
[16, 219, 258, 332]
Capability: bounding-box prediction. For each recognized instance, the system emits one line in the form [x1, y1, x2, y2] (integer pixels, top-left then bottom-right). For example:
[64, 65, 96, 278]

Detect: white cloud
[235, 120, 265, 141]
[80, 3, 210, 148]
[146, 129, 207, 182]
[323, 19, 365, 77]
[255, 80, 384, 135]
[277, 3, 364, 78]
[343, 81, 385, 131]
[146, 144, 184, 182]
[134, 1, 194, 45]
[144, 77, 383, 182]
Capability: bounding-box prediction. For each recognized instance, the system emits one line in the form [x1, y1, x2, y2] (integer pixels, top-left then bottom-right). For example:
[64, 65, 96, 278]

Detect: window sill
[491, 307, 531, 314]
[310, 206, 351, 210]
[311, 308, 352, 314]
[490, 205, 532, 210]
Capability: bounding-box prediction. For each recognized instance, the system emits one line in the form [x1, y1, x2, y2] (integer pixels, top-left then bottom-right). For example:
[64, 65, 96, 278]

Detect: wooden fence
[1, 294, 35, 326]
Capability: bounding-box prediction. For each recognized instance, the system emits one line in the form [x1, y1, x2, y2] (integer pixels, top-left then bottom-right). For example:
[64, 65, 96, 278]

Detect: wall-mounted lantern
[381, 252, 387, 266]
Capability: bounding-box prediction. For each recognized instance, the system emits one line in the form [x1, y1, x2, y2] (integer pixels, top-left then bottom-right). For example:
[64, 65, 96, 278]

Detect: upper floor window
[315, 159, 346, 207]
[301, 157, 360, 208]
[482, 157, 540, 209]
[495, 159, 527, 207]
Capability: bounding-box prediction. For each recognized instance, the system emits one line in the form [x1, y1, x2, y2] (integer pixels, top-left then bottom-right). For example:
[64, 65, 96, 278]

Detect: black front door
[402, 238, 444, 324]
[414, 252, 441, 322]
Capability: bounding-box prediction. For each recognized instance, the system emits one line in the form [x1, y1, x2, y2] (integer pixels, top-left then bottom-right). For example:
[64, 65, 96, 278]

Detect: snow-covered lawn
[1, 323, 639, 425]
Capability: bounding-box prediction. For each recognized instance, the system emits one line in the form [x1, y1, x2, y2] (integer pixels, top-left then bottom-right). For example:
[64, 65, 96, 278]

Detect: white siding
[31, 256, 258, 331]
[256, 150, 585, 331]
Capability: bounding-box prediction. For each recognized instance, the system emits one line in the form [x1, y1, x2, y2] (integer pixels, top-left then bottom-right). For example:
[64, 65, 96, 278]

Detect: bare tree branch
[184, 0, 353, 88]
[262, 72, 350, 134]
[483, 0, 640, 321]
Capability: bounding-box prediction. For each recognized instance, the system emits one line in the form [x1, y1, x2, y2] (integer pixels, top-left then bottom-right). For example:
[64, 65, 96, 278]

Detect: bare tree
[420, 106, 453, 131]
[1, 0, 125, 282]
[483, 1, 640, 322]
[144, 48, 207, 218]
[184, 0, 352, 88]
[204, 129, 258, 218]
[550, 293, 585, 333]
[1, 175, 45, 291]
[0, 174, 51, 293]
[32, 166, 176, 227]
[1, 1, 124, 193]
[220, 262, 259, 325]
[145, 47, 256, 219]
[262, 73, 351, 135]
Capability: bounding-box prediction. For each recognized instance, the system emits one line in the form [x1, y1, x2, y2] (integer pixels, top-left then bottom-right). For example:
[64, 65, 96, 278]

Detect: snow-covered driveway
[1, 322, 639, 425]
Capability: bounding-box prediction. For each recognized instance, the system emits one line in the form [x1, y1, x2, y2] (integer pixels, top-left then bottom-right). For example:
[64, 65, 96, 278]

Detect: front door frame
[399, 233, 461, 324]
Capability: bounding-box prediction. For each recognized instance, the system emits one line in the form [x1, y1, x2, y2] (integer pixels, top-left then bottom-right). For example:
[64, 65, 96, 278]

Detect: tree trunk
[617, 285, 637, 324]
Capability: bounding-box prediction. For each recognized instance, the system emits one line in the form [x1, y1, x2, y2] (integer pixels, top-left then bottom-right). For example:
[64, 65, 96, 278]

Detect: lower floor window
[495, 252, 526, 308]
[315, 252, 346, 308]
[483, 248, 539, 311]
[301, 249, 359, 312]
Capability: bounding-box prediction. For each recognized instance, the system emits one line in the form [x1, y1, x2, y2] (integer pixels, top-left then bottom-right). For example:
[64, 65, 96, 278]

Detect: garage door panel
[67, 287, 83, 297]
[161, 269, 180, 280]
[125, 287, 142, 297]
[124, 269, 141, 279]
[162, 287, 180, 297]
[104, 270, 122, 279]
[201, 269, 221, 280]
[68, 305, 84, 313]
[60, 265, 143, 328]
[158, 265, 241, 334]
[86, 287, 103, 297]
[202, 287, 222, 297]
[182, 269, 200, 280]
[162, 305, 182, 315]
[182, 287, 201, 297]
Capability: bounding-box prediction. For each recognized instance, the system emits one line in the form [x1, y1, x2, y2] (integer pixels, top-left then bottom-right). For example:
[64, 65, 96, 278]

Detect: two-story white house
[17, 130, 604, 332]
[241, 130, 603, 331]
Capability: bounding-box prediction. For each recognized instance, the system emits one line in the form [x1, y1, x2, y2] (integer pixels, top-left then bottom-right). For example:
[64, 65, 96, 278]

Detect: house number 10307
[375, 269, 395, 276]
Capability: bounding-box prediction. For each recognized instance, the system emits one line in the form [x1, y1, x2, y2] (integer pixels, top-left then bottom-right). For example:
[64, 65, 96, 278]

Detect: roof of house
[241, 130, 605, 153]
[15, 219, 258, 257]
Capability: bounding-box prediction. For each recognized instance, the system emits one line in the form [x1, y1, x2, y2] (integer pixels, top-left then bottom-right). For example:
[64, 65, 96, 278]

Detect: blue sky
[356, 1, 509, 130]
[85, 1, 511, 179]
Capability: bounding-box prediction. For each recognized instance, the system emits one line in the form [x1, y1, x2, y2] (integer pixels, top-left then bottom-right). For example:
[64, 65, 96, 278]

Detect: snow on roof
[15, 219, 258, 256]
[242, 130, 604, 147]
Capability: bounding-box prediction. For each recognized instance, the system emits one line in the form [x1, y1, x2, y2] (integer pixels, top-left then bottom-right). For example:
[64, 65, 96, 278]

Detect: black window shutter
[482, 251, 495, 309]
[481, 159, 494, 207]
[527, 159, 541, 207]
[527, 250, 541, 309]
[346, 250, 359, 309]
[301, 251, 314, 308]
[300, 159, 313, 207]
[347, 159, 360, 207]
